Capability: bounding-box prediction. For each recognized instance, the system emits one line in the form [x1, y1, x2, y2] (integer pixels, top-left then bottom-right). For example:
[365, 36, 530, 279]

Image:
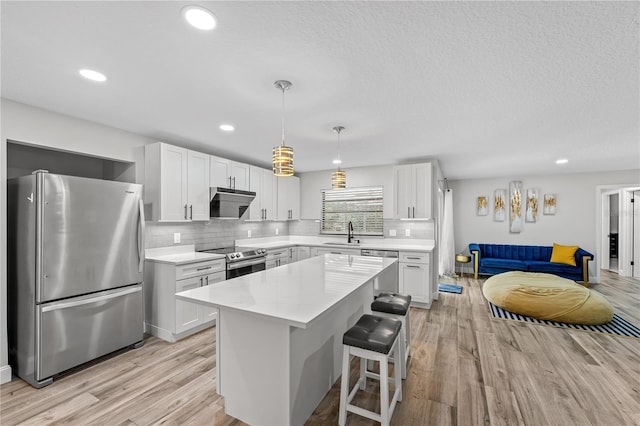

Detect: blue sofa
[469, 243, 594, 286]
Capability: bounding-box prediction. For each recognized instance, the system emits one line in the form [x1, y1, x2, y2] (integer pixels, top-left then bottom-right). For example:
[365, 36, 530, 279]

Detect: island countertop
[176, 254, 397, 329]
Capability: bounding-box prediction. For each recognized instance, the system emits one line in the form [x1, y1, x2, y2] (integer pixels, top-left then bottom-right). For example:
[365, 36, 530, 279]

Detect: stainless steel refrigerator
[8, 170, 145, 388]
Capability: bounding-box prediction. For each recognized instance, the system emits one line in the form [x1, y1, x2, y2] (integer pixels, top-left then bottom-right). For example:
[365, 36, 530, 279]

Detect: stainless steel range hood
[210, 187, 256, 218]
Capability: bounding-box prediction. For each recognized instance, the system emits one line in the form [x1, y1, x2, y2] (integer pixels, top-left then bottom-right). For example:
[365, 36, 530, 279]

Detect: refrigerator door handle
[41, 286, 142, 312]
[138, 197, 146, 273]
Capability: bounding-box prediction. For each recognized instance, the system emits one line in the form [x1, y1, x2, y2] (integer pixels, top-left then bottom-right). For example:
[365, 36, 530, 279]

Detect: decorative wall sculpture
[477, 196, 488, 216]
[494, 189, 506, 222]
[544, 193, 557, 215]
[525, 188, 539, 222]
[510, 181, 522, 233]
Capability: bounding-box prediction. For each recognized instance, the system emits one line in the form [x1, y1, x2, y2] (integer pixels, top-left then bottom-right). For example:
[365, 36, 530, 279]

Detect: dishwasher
[360, 249, 399, 295]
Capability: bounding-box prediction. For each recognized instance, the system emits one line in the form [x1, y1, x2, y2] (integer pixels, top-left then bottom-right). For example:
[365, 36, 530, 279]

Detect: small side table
[455, 254, 471, 278]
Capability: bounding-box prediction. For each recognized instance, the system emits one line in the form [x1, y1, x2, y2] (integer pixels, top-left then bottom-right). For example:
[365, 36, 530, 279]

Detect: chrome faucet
[347, 221, 354, 243]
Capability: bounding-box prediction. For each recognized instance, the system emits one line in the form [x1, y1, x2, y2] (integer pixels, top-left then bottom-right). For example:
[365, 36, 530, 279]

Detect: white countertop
[145, 245, 225, 265]
[176, 254, 397, 328]
[235, 236, 435, 252]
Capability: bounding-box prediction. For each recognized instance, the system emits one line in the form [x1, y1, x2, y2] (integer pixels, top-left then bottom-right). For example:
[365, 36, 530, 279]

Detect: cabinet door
[248, 166, 263, 220]
[277, 176, 300, 220]
[202, 271, 225, 321]
[393, 165, 413, 219]
[187, 150, 211, 221]
[289, 176, 300, 220]
[175, 276, 203, 333]
[399, 263, 429, 303]
[413, 163, 432, 219]
[262, 171, 277, 220]
[160, 144, 188, 221]
[298, 246, 310, 260]
[231, 162, 250, 191]
[210, 155, 232, 188]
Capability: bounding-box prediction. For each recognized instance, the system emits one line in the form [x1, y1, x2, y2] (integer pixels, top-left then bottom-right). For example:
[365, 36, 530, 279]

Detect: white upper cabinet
[210, 155, 250, 191]
[248, 166, 277, 220]
[145, 142, 210, 221]
[393, 163, 432, 219]
[276, 176, 300, 220]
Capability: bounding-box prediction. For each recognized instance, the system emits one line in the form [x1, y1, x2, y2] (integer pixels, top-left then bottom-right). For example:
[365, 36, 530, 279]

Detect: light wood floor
[2, 270, 639, 425]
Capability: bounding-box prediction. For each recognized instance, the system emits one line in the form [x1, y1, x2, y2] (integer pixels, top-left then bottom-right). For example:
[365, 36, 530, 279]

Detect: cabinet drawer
[399, 252, 430, 264]
[175, 260, 225, 280]
[267, 248, 289, 260]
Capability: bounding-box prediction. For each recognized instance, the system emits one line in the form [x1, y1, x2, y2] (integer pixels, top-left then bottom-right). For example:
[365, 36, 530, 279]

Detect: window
[321, 186, 383, 236]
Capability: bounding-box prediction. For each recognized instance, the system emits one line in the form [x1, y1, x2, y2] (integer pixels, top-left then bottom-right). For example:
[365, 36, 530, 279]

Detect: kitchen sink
[322, 242, 360, 247]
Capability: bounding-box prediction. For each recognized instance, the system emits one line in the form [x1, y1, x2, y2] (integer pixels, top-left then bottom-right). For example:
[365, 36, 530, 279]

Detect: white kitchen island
[176, 254, 397, 426]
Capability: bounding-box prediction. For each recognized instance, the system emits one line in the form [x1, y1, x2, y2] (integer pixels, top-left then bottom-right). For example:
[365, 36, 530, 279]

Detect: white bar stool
[371, 293, 411, 379]
[338, 314, 403, 426]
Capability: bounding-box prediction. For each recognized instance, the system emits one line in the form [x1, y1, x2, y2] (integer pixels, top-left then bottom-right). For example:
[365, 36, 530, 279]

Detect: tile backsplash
[146, 218, 435, 250]
[145, 220, 290, 250]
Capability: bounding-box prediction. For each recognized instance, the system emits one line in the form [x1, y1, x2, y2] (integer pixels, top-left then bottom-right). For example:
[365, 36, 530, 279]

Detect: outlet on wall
[389, 229, 397, 237]
[248, 230, 252, 238]
[275, 228, 279, 235]
[405, 229, 411, 237]
[173, 233, 181, 244]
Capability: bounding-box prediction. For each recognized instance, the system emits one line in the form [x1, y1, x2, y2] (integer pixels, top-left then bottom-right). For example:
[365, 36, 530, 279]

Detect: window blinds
[321, 186, 383, 236]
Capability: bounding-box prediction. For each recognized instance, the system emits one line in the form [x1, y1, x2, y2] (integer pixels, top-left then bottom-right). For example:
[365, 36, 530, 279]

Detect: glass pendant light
[273, 80, 294, 176]
[331, 126, 346, 189]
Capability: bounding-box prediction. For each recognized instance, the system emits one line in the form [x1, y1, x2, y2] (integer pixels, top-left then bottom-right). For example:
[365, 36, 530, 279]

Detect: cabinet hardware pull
[205, 276, 209, 286]
[184, 204, 188, 219]
[413, 206, 415, 218]
[407, 257, 420, 260]
[190, 205, 193, 220]
[232, 177, 236, 189]
[228, 176, 232, 188]
[408, 207, 410, 218]
[197, 266, 212, 271]
[406, 265, 421, 268]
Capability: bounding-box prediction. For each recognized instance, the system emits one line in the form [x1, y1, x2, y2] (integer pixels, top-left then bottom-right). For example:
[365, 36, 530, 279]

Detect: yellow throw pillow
[550, 243, 578, 266]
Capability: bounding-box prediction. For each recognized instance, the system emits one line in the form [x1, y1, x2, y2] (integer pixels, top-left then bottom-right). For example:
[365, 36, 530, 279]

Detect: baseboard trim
[0, 364, 12, 384]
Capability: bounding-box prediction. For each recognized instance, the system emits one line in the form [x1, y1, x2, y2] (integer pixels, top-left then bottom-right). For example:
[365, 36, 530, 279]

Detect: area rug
[439, 283, 463, 294]
[487, 301, 640, 338]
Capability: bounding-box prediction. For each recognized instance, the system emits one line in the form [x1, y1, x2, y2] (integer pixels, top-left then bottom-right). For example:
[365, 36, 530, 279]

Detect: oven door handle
[227, 257, 267, 270]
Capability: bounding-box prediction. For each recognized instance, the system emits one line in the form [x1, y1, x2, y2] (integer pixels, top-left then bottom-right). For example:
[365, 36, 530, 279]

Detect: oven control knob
[259, 249, 265, 254]
[230, 253, 236, 259]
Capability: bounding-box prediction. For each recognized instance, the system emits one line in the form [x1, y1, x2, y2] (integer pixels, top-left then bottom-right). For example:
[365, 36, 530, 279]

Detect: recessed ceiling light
[332, 159, 342, 165]
[219, 124, 234, 132]
[182, 6, 216, 30]
[556, 159, 569, 164]
[79, 68, 107, 82]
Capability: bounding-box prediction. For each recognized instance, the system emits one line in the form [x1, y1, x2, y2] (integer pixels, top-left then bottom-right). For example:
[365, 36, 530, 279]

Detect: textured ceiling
[1, 1, 638, 179]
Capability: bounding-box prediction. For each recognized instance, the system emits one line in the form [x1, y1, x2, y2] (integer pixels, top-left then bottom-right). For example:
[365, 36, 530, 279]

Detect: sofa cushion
[550, 243, 579, 266]
[482, 271, 613, 325]
[482, 258, 528, 271]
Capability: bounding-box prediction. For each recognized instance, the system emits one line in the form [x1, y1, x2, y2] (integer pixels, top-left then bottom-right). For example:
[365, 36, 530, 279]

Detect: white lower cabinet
[297, 246, 310, 260]
[266, 248, 289, 269]
[145, 258, 225, 342]
[398, 251, 431, 307]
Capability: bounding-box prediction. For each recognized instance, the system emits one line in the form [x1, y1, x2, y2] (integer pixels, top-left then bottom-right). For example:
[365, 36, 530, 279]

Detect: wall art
[525, 188, 539, 223]
[510, 181, 522, 233]
[494, 189, 506, 222]
[543, 193, 556, 215]
[477, 196, 488, 216]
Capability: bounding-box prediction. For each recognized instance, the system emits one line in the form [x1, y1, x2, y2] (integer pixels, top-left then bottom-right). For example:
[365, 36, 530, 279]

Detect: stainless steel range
[199, 247, 267, 279]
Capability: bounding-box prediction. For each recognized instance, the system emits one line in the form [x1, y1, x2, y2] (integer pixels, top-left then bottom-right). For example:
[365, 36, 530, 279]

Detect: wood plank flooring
[2, 270, 639, 425]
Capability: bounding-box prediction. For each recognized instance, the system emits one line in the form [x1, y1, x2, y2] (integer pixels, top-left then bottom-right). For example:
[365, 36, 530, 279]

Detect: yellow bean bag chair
[483, 271, 613, 325]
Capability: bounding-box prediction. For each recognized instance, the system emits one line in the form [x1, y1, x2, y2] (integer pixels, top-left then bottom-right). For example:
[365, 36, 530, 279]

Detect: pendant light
[272, 80, 294, 176]
[331, 126, 346, 189]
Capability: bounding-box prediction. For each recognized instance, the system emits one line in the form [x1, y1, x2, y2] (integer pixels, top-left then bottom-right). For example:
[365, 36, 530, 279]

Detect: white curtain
[439, 189, 455, 277]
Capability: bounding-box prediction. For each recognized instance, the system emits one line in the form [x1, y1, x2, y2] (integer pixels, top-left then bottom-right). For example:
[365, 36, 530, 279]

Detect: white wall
[299, 165, 395, 219]
[450, 170, 640, 280]
[0, 99, 155, 384]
